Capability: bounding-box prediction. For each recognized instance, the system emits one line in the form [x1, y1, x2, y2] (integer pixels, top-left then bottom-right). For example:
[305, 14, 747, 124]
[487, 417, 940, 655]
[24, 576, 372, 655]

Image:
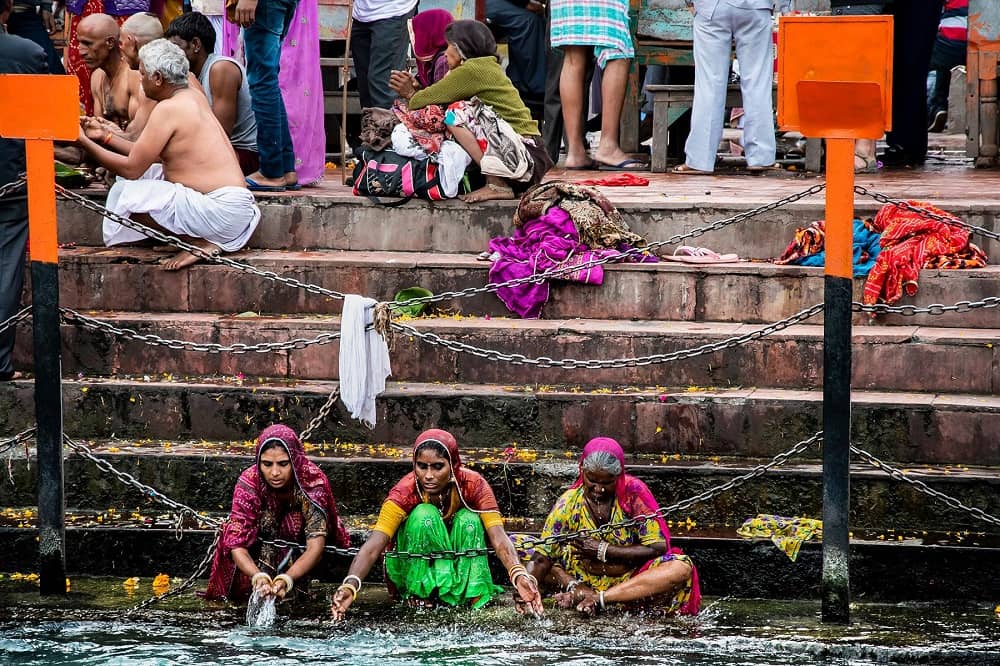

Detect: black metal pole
[33, 256, 65, 594]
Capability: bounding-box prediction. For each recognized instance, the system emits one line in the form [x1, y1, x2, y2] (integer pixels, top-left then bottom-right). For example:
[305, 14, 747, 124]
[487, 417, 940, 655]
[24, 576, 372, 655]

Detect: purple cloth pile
[488, 207, 656, 319]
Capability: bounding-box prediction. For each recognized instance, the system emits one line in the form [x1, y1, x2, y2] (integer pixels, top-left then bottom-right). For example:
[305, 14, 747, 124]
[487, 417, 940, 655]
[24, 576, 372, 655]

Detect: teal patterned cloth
[550, 0, 634, 67]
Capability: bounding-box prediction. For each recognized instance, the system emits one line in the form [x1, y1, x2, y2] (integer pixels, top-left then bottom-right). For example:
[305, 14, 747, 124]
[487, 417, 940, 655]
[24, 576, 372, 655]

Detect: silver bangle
[251, 572, 272, 587]
[597, 542, 609, 563]
[599, 590, 606, 609]
[343, 574, 363, 591]
[565, 579, 579, 593]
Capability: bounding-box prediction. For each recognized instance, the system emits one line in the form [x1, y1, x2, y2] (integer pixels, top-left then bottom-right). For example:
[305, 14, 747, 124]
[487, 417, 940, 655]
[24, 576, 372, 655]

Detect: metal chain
[853, 297, 1000, 317]
[851, 444, 1000, 528]
[854, 185, 1000, 242]
[0, 176, 27, 201]
[390, 302, 824, 369]
[124, 528, 221, 615]
[55, 186, 350, 302]
[392, 183, 828, 308]
[0, 427, 36, 455]
[299, 388, 341, 442]
[63, 433, 222, 528]
[0, 307, 31, 336]
[60, 308, 341, 354]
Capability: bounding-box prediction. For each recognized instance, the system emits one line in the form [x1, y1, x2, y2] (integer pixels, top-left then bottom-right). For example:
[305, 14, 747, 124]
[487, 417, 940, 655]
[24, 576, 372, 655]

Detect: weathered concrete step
[15, 314, 999, 393]
[52, 248, 1000, 328]
[6, 446, 999, 532]
[55, 191, 1000, 259]
[4, 525, 998, 600]
[2, 379, 997, 466]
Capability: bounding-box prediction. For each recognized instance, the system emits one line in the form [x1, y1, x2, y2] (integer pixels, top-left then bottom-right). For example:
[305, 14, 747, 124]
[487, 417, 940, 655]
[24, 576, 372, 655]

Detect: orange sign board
[777, 16, 893, 134]
[0, 75, 79, 140]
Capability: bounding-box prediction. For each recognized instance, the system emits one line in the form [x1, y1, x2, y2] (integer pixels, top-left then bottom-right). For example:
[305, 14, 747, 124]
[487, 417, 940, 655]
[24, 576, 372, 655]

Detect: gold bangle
[337, 583, 359, 602]
[274, 573, 294, 593]
[250, 572, 271, 587]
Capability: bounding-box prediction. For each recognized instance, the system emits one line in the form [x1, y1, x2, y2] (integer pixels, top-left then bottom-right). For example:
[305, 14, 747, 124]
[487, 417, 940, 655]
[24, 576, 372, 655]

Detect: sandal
[662, 246, 740, 264]
[854, 153, 878, 174]
[671, 163, 713, 175]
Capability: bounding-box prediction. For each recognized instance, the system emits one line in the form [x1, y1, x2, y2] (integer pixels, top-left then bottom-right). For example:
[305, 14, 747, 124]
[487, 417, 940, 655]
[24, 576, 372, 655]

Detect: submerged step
[5, 444, 999, 533]
[14, 313, 999, 393]
[2, 523, 997, 602]
[2, 379, 997, 465]
[52, 248, 1000, 328]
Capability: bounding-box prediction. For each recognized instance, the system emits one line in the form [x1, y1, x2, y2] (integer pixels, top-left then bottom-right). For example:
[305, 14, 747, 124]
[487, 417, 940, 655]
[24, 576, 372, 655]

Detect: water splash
[246, 590, 276, 628]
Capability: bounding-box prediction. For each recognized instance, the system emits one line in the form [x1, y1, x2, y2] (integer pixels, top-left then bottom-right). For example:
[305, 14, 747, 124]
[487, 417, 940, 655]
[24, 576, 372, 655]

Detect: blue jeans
[244, 0, 299, 178]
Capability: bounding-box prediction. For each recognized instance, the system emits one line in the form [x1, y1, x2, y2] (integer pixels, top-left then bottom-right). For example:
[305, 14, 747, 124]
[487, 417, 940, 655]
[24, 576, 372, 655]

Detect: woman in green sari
[330, 429, 544, 620]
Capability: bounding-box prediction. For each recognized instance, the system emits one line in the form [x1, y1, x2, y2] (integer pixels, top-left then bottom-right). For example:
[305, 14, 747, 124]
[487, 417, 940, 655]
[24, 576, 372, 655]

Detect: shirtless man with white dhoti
[77, 38, 260, 270]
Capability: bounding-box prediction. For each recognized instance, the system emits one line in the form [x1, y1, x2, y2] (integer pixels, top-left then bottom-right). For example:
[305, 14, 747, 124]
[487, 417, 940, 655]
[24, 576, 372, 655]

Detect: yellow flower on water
[66, 578, 71, 592]
[123, 577, 140, 592]
[152, 573, 170, 595]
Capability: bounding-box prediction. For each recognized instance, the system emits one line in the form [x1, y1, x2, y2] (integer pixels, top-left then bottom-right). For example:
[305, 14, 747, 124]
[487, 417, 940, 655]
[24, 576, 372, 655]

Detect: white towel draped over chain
[339, 295, 392, 428]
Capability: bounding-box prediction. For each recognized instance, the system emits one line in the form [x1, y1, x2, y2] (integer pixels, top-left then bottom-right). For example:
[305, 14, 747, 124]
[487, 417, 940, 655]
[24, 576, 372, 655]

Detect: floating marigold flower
[152, 573, 170, 595]
[66, 578, 71, 592]
[123, 577, 140, 592]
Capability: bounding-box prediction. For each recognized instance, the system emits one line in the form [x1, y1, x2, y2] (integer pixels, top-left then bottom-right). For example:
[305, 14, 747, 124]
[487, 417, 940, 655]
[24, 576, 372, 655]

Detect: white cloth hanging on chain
[339, 295, 391, 428]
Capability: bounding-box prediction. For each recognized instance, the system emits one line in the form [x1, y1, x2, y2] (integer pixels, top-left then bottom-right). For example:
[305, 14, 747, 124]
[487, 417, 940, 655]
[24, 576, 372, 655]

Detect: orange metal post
[778, 17, 892, 624]
[0, 74, 79, 596]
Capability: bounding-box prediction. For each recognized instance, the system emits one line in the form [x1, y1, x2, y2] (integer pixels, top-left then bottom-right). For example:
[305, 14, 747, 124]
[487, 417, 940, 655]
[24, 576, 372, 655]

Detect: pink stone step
[15, 313, 998, 393]
[51, 248, 1000, 328]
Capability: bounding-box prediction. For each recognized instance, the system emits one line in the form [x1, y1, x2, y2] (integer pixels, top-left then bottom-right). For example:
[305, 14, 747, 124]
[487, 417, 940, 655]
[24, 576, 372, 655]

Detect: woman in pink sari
[223, 0, 325, 188]
[203, 424, 349, 602]
[517, 437, 700, 615]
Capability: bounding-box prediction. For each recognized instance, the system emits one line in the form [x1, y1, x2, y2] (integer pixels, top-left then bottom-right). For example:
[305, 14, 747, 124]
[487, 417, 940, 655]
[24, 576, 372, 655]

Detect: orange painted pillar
[0, 74, 79, 595]
[778, 17, 893, 624]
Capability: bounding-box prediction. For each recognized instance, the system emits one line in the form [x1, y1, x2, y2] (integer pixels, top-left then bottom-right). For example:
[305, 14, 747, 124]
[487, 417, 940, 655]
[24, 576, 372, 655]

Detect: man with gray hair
[77, 39, 260, 270]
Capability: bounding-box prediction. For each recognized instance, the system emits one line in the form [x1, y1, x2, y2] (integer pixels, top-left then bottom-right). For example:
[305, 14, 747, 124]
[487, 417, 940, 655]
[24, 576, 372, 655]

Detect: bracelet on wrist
[342, 574, 362, 591]
[564, 579, 579, 593]
[251, 571, 272, 587]
[274, 573, 294, 593]
[596, 541, 609, 563]
[337, 583, 359, 602]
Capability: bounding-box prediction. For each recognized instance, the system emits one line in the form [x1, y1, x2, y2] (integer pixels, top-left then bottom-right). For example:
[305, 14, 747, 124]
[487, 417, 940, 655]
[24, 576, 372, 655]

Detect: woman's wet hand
[571, 537, 601, 559]
[330, 587, 354, 623]
[574, 587, 599, 616]
[513, 574, 544, 617]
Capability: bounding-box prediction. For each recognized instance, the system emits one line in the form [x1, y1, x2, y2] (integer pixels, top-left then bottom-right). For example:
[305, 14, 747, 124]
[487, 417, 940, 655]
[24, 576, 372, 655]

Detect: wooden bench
[646, 83, 821, 172]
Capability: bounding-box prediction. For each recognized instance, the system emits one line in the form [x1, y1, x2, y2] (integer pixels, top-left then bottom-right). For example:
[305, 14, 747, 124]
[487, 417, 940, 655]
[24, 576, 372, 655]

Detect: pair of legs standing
[683, 3, 775, 172]
[244, 0, 299, 188]
[351, 9, 412, 110]
[559, 49, 632, 169]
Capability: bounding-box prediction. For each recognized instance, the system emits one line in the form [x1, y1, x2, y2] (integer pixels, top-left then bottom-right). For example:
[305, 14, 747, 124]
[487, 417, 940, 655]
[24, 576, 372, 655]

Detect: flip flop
[285, 182, 302, 191]
[662, 246, 740, 264]
[245, 177, 286, 192]
[671, 164, 713, 175]
[598, 158, 649, 172]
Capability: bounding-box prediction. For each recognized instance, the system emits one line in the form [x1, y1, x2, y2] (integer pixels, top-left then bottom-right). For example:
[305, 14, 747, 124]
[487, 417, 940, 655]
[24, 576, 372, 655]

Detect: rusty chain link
[0, 307, 31, 337]
[0, 427, 36, 455]
[124, 528, 221, 615]
[63, 434, 222, 529]
[853, 297, 1000, 317]
[851, 444, 1000, 528]
[299, 388, 342, 442]
[854, 185, 1000, 242]
[60, 307, 341, 354]
[389, 303, 825, 369]
[0, 176, 27, 201]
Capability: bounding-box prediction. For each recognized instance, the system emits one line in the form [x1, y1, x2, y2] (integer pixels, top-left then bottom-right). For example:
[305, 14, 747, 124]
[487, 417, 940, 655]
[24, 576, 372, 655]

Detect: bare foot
[594, 148, 632, 169]
[460, 183, 515, 203]
[160, 239, 221, 271]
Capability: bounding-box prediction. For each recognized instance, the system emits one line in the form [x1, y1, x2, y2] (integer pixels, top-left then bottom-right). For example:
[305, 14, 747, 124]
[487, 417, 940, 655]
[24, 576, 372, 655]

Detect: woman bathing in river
[202, 424, 350, 603]
[330, 429, 544, 621]
[517, 437, 700, 615]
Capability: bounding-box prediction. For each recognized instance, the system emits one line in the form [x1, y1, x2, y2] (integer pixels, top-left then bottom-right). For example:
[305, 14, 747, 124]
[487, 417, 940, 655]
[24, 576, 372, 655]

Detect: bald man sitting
[78, 14, 141, 130]
[78, 39, 260, 271]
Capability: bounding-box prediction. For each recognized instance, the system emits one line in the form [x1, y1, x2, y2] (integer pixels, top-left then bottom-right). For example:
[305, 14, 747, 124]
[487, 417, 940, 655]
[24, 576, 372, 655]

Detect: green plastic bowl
[391, 287, 434, 318]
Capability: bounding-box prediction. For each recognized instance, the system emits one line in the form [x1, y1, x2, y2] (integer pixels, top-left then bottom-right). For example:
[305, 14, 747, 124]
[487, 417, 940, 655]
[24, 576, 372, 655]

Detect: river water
[2, 578, 998, 665]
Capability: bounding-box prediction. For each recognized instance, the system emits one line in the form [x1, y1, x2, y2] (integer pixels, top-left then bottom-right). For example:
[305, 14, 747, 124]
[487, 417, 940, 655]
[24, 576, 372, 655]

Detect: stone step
[3, 524, 997, 601]
[54, 190, 1000, 259]
[5, 443, 999, 533]
[14, 313, 999, 394]
[2, 379, 997, 466]
[52, 248, 1000, 328]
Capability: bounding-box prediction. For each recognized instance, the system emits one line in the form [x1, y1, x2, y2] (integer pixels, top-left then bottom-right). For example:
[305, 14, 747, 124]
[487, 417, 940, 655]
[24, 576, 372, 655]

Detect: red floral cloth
[863, 202, 988, 305]
[202, 424, 349, 601]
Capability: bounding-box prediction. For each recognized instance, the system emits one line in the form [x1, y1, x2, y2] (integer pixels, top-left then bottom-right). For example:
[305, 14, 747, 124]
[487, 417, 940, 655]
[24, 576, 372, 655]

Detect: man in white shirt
[351, 0, 417, 109]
